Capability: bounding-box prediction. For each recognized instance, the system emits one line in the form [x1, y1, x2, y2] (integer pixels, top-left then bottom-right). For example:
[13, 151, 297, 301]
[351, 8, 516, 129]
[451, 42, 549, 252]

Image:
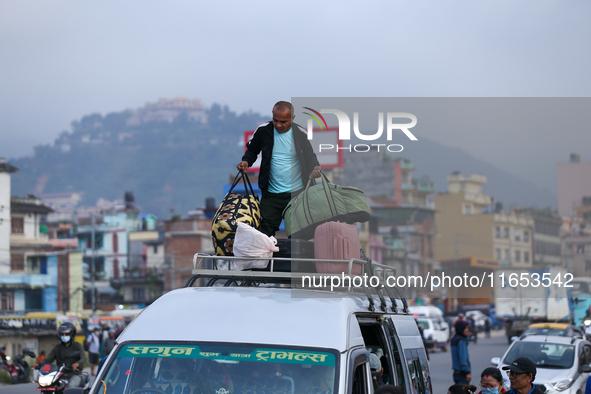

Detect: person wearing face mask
[478, 367, 507, 394]
[42, 322, 87, 388]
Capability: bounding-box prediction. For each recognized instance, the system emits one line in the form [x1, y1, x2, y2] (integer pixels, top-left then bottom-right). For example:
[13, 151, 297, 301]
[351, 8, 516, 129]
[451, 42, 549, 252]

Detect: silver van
[91, 255, 431, 394]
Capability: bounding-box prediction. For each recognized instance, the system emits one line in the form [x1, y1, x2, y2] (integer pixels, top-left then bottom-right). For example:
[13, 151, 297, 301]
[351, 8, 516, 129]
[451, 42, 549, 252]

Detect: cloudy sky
[1, 1, 590, 195]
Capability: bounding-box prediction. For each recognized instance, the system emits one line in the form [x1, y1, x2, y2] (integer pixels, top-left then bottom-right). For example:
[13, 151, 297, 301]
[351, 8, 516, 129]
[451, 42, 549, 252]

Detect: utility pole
[91, 212, 96, 314]
[453, 234, 470, 312]
[170, 255, 175, 291]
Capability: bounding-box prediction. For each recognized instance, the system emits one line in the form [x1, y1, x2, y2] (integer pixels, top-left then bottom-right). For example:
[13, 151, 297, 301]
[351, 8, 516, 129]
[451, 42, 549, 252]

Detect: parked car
[491, 335, 591, 394]
[409, 305, 445, 319]
[522, 323, 585, 339]
[415, 317, 450, 351]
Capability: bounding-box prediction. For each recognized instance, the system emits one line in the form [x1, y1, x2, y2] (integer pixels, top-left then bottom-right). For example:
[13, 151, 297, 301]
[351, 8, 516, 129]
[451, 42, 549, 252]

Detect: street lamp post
[91, 212, 96, 314]
[453, 234, 470, 312]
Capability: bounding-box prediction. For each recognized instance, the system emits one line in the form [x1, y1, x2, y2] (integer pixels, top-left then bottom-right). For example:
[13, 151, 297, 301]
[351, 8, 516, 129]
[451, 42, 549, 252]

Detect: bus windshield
[95, 342, 338, 394]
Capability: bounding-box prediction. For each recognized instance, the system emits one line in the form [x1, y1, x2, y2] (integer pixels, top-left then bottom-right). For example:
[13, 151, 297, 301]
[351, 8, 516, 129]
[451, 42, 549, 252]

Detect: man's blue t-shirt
[268, 127, 303, 193]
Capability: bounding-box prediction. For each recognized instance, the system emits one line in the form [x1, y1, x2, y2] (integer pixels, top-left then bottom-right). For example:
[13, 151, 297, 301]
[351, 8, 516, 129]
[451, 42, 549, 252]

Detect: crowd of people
[86, 323, 120, 375]
[449, 313, 545, 394]
[448, 358, 543, 394]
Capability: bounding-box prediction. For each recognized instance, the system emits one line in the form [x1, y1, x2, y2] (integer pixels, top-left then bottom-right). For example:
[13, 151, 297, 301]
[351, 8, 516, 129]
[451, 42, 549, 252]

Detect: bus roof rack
[187, 252, 409, 314]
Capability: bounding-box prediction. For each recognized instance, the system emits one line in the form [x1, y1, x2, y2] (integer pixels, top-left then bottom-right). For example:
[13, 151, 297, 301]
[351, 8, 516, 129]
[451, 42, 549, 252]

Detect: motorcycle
[10, 348, 36, 384]
[584, 319, 591, 341]
[37, 351, 90, 394]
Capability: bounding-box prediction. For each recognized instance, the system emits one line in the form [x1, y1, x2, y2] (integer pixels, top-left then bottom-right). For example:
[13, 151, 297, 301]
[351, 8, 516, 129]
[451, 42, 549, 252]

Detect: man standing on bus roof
[237, 101, 321, 236]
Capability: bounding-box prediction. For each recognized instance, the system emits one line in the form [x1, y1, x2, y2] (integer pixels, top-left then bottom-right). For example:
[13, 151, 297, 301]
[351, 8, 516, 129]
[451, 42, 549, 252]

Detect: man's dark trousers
[260, 188, 302, 236]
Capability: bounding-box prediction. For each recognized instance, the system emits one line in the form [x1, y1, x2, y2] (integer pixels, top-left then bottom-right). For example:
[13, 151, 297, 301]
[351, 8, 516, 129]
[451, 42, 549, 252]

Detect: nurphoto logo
[302, 107, 418, 153]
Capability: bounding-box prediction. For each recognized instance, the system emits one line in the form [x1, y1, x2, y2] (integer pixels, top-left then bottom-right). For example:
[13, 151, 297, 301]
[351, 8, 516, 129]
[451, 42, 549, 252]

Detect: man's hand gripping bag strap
[212, 171, 261, 256]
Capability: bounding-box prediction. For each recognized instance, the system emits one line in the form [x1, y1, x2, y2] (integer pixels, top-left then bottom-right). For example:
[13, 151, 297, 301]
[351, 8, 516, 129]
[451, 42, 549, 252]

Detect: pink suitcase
[314, 221, 362, 275]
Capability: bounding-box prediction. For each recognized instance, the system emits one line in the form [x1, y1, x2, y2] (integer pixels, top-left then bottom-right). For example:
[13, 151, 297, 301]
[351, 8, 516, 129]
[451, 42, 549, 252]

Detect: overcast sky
[1, 1, 590, 195]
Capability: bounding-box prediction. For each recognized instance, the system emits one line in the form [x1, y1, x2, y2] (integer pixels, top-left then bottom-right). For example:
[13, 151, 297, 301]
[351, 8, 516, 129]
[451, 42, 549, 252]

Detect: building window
[495, 248, 501, 260]
[112, 233, 118, 253]
[524, 231, 530, 242]
[503, 227, 509, 238]
[505, 249, 510, 260]
[83, 256, 105, 280]
[495, 227, 500, 238]
[524, 251, 530, 263]
[11, 217, 24, 234]
[464, 204, 472, 215]
[0, 292, 14, 311]
[133, 287, 145, 301]
[514, 229, 521, 242]
[587, 261, 591, 274]
[153, 244, 158, 254]
[515, 250, 521, 262]
[10, 254, 25, 271]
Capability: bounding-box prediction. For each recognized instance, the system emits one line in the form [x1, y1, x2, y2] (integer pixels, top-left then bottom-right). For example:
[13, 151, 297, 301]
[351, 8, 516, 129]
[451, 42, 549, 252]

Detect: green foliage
[10, 104, 266, 219]
[0, 368, 11, 384]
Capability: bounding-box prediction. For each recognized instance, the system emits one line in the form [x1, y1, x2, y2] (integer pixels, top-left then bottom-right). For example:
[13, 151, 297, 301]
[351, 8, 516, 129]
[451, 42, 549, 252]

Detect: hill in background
[9, 100, 556, 219]
[10, 100, 266, 218]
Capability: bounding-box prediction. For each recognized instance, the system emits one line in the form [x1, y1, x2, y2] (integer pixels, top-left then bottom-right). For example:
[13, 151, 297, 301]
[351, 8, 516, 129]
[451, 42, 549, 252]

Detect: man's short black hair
[273, 101, 294, 115]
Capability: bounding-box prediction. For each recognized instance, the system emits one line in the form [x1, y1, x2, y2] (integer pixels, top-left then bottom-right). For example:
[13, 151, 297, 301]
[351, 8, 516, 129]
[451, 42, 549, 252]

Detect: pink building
[557, 154, 591, 217]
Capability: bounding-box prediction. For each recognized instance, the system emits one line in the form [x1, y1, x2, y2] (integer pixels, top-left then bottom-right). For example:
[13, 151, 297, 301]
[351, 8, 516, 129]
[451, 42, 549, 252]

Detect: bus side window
[351, 361, 370, 394]
[385, 318, 409, 391]
[404, 349, 431, 394]
[417, 348, 432, 394]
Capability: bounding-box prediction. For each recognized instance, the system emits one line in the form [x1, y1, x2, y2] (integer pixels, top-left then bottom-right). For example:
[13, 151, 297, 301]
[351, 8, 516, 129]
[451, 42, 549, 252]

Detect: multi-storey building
[340, 150, 434, 209]
[435, 172, 533, 267]
[126, 96, 208, 126]
[340, 151, 437, 302]
[557, 153, 591, 217]
[393, 158, 435, 208]
[516, 208, 562, 268]
[366, 198, 437, 301]
[75, 193, 140, 310]
[0, 158, 19, 276]
[0, 159, 83, 314]
[561, 216, 591, 278]
[111, 215, 165, 306]
[163, 216, 214, 291]
[434, 172, 533, 309]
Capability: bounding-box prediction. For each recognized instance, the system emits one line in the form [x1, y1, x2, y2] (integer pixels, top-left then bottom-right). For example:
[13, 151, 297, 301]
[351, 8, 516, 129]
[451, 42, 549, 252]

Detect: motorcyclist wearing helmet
[43, 322, 87, 388]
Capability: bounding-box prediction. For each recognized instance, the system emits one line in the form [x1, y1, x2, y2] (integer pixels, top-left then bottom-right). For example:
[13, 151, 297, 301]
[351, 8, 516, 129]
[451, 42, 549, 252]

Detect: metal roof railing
[187, 252, 409, 314]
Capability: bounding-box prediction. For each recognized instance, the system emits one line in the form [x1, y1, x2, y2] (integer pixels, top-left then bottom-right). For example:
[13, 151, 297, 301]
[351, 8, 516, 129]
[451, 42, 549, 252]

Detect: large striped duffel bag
[212, 172, 261, 256]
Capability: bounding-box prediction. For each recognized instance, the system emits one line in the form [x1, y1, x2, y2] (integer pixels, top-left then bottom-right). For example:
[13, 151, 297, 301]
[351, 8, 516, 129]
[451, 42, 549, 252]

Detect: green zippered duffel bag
[283, 171, 370, 239]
